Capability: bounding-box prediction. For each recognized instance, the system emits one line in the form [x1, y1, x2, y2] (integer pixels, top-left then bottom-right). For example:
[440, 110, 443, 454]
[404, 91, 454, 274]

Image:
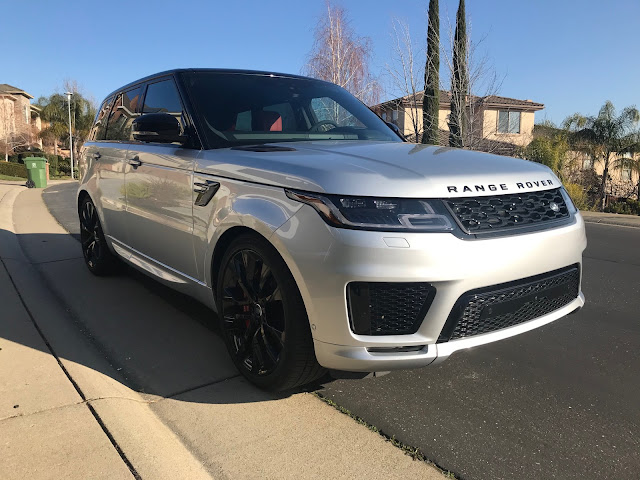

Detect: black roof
[104, 68, 320, 101]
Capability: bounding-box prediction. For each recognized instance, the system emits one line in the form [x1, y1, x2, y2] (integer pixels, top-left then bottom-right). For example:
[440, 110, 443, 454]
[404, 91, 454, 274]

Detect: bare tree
[304, 1, 381, 106]
[385, 18, 424, 141]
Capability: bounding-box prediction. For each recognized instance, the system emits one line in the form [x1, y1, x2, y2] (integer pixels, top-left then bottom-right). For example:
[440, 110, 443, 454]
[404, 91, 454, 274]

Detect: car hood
[195, 141, 561, 198]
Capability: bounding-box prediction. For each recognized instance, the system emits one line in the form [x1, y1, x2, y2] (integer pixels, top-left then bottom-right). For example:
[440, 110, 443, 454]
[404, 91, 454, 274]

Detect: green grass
[0, 173, 26, 181]
[314, 393, 459, 478]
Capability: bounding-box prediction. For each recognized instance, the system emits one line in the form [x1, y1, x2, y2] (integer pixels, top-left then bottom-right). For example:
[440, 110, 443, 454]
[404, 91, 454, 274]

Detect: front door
[124, 78, 198, 280]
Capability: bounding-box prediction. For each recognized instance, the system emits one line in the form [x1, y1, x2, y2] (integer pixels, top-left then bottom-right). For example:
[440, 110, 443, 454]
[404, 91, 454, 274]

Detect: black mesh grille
[348, 283, 436, 336]
[444, 188, 569, 234]
[438, 265, 580, 342]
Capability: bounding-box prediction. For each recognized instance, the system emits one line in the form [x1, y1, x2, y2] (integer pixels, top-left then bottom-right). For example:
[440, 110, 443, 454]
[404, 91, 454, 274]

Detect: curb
[580, 211, 640, 229]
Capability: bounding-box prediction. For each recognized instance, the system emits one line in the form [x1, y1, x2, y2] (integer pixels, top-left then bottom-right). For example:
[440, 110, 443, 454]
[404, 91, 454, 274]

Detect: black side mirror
[386, 121, 406, 141]
[132, 113, 186, 144]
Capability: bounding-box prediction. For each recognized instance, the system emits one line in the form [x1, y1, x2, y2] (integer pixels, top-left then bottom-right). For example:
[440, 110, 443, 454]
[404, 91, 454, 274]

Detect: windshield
[181, 72, 401, 149]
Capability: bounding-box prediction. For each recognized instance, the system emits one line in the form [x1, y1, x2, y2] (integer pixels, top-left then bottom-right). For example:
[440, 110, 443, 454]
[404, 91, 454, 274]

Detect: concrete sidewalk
[0, 183, 445, 479]
[0, 183, 216, 480]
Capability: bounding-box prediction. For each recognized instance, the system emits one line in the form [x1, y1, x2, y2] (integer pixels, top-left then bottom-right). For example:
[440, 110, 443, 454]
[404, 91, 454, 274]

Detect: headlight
[285, 189, 455, 232]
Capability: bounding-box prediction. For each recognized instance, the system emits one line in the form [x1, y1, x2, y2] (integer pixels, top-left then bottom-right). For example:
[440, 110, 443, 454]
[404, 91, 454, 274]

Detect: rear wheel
[216, 234, 324, 391]
[79, 197, 118, 276]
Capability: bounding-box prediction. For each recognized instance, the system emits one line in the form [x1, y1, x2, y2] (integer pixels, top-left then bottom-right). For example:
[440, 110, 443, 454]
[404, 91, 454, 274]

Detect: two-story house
[372, 90, 544, 155]
[0, 84, 42, 160]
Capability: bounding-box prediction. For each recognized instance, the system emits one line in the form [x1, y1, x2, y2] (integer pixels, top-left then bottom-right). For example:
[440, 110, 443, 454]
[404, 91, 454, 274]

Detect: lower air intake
[438, 265, 580, 342]
[348, 282, 436, 336]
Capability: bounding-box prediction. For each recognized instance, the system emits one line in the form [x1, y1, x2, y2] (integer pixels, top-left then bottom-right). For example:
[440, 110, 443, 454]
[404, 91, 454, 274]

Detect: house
[372, 90, 544, 155]
[0, 83, 42, 159]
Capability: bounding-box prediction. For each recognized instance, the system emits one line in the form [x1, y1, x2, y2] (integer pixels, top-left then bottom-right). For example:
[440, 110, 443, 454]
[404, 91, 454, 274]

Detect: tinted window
[92, 96, 115, 141]
[142, 79, 184, 127]
[105, 86, 143, 141]
[182, 72, 399, 149]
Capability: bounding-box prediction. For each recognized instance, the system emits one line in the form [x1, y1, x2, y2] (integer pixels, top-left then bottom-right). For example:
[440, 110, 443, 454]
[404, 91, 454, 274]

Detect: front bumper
[271, 205, 587, 372]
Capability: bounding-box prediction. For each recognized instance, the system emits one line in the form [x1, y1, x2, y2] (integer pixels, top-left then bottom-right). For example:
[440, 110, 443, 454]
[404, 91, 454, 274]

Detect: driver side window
[310, 97, 363, 128]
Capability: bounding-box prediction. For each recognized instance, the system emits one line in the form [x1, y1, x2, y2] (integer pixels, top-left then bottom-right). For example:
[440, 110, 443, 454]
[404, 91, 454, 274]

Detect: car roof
[103, 68, 324, 101]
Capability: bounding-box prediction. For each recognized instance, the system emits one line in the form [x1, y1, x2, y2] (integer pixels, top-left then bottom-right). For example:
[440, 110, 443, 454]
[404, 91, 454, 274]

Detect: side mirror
[132, 113, 186, 144]
[385, 121, 406, 141]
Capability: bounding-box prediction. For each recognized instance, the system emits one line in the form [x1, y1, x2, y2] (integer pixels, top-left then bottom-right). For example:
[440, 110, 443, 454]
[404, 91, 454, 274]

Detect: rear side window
[142, 79, 184, 128]
[91, 96, 115, 141]
[105, 85, 144, 141]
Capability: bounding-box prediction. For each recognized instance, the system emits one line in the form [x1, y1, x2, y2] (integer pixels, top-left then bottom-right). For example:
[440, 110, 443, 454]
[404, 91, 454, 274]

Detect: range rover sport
[78, 69, 586, 390]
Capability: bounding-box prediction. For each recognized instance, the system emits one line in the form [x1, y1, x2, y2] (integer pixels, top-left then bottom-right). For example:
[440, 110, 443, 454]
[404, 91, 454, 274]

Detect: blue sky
[7, 0, 639, 124]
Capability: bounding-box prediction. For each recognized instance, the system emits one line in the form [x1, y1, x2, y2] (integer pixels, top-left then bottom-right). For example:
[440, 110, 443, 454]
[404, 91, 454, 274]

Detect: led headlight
[285, 189, 454, 232]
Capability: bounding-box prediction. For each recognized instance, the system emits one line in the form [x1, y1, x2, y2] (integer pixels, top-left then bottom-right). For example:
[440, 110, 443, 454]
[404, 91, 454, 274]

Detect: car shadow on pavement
[1, 229, 333, 406]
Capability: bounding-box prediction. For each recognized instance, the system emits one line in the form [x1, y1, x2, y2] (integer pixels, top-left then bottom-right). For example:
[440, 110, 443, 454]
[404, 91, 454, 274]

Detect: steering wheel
[310, 120, 339, 132]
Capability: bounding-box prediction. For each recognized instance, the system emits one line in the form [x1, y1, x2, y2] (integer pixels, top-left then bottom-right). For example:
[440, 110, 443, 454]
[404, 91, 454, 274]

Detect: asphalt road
[43, 183, 640, 480]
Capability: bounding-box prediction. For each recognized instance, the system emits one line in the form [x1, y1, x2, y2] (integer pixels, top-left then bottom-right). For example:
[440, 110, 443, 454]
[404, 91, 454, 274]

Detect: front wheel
[216, 234, 325, 391]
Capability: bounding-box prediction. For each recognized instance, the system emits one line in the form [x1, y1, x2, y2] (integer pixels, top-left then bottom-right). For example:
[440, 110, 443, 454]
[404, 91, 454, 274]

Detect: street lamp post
[65, 91, 74, 180]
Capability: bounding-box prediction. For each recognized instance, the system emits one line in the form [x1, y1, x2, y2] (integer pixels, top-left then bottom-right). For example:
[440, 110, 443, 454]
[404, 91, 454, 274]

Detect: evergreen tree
[422, 0, 439, 145]
[449, 0, 468, 148]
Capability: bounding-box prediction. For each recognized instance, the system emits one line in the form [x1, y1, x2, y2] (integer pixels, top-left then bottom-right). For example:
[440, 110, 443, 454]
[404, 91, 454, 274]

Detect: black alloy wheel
[79, 197, 117, 275]
[217, 234, 324, 390]
[221, 249, 285, 376]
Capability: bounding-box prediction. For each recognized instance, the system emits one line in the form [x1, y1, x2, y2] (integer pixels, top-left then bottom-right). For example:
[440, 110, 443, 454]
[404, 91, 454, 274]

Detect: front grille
[444, 188, 570, 234]
[438, 265, 580, 342]
[348, 283, 436, 336]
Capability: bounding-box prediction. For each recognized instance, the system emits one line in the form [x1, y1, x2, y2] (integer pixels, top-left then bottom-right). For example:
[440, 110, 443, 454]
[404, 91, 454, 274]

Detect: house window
[392, 110, 399, 123]
[498, 111, 520, 134]
[381, 112, 387, 121]
[621, 166, 632, 181]
[582, 156, 594, 170]
[24, 105, 29, 123]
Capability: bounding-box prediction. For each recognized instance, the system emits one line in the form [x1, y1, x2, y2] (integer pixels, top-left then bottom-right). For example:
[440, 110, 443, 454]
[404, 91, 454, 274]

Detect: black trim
[347, 282, 436, 336]
[438, 264, 581, 342]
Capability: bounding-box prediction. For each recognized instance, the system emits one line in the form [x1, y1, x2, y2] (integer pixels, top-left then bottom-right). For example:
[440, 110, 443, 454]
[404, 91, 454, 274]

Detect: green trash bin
[25, 157, 48, 188]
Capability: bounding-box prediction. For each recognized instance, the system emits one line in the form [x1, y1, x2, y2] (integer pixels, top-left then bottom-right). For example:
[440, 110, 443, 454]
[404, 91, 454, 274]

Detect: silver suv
[78, 69, 586, 390]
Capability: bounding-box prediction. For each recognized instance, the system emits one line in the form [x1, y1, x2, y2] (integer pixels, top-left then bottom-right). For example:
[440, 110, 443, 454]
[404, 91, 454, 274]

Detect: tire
[216, 233, 325, 391]
[79, 196, 119, 276]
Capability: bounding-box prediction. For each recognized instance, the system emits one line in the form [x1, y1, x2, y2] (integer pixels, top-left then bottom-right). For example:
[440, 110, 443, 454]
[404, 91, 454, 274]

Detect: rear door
[85, 93, 131, 243]
[124, 77, 199, 280]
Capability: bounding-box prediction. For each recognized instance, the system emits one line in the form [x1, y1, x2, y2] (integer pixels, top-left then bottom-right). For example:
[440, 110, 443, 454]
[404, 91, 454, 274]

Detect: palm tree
[616, 151, 640, 200]
[564, 101, 640, 210]
[36, 92, 96, 158]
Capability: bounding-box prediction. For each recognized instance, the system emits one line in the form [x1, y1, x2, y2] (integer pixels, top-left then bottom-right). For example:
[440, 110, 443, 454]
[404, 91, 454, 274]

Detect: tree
[36, 82, 96, 160]
[564, 101, 640, 210]
[449, 0, 468, 148]
[304, 1, 380, 105]
[521, 135, 569, 179]
[385, 18, 424, 142]
[422, 0, 440, 145]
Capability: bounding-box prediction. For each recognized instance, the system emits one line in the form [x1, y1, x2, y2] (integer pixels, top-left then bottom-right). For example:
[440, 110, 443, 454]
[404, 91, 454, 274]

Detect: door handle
[128, 156, 142, 168]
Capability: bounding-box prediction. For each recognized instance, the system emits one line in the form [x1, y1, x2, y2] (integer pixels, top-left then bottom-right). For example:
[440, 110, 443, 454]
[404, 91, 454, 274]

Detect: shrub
[604, 198, 640, 216]
[0, 162, 27, 178]
[564, 183, 590, 211]
[58, 157, 71, 175]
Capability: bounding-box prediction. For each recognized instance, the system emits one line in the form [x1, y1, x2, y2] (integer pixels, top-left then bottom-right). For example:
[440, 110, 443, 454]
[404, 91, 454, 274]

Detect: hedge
[0, 162, 28, 178]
